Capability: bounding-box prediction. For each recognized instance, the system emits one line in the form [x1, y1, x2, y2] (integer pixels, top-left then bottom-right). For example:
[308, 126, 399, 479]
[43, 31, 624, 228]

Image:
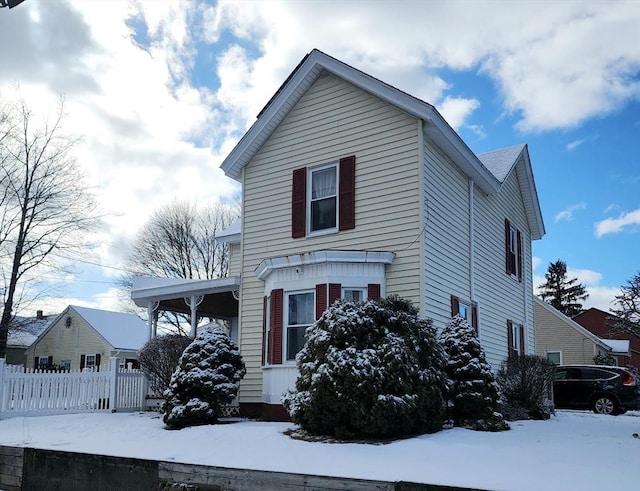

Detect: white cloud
[437, 97, 480, 131]
[594, 208, 640, 237]
[531, 256, 542, 272]
[567, 268, 602, 287]
[581, 286, 620, 312]
[566, 139, 585, 151]
[555, 202, 587, 222]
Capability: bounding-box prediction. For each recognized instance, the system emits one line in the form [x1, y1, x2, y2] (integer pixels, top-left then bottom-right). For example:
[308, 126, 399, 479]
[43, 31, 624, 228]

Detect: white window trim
[507, 223, 521, 280]
[85, 353, 97, 368]
[511, 324, 520, 356]
[307, 162, 338, 236]
[37, 356, 50, 368]
[284, 290, 315, 363]
[546, 351, 562, 365]
[342, 287, 366, 302]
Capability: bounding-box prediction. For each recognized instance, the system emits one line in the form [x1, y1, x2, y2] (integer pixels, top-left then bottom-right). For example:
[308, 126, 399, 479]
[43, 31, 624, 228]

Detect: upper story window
[292, 155, 356, 238]
[310, 165, 337, 232]
[343, 288, 365, 302]
[505, 219, 523, 281]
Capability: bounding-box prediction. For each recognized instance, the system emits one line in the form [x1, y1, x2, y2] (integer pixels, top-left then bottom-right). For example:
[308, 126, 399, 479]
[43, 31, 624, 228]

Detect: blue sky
[0, 0, 638, 316]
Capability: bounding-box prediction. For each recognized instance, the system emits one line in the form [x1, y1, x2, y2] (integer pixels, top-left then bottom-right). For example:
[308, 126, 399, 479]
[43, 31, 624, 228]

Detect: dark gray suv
[553, 365, 640, 415]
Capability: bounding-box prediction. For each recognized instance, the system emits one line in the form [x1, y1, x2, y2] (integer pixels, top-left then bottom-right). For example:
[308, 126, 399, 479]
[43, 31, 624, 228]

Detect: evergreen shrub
[282, 295, 447, 439]
[440, 315, 508, 431]
[162, 326, 245, 429]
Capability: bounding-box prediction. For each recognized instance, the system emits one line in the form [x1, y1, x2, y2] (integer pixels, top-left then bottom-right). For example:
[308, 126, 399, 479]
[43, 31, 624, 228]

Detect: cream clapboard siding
[228, 243, 241, 277]
[238, 73, 422, 402]
[534, 299, 600, 365]
[473, 161, 534, 369]
[422, 141, 471, 328]
[25, 311, 112, 370]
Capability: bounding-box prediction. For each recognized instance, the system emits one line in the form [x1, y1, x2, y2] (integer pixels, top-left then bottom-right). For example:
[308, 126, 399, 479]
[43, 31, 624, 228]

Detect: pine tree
[162, 326, 245, 429]
[538, 260, 588, 316]
[440, 315, 509, 431]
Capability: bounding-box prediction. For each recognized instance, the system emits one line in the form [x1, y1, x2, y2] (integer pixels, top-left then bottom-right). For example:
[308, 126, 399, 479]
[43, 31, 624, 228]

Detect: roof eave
[220, 49, 501, 193]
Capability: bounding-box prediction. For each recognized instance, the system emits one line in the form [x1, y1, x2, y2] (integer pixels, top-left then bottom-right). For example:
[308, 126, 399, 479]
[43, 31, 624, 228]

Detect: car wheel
[593, 396, 616, 415]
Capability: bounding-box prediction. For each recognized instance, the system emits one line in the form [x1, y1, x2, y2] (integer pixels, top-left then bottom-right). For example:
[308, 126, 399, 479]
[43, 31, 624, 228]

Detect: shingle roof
[478, 144, 526, 183]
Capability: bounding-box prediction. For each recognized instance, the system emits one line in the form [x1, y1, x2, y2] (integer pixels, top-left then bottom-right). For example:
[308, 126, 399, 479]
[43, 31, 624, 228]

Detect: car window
[554, 368, 569, 380]
[582, 368, 617, 380]
[566, 367, 582, 379]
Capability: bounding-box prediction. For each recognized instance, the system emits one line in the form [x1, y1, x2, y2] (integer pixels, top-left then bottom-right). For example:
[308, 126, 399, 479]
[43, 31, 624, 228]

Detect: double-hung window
[291, 155, 356, 238]
[343, 288, 365, 302]
[505, 219, 523, 281]
[450, 295, 479, 332]
[286, 291, 315, 361]
[309, 165, 337, 232]
[507, 320, 525, 360]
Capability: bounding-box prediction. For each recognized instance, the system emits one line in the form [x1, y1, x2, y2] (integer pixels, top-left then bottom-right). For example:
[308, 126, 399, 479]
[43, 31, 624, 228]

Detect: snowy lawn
[0, 410, 639, 491]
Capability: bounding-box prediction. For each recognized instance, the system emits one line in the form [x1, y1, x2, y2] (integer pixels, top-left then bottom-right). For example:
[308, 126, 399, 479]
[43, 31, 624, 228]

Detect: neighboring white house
[534, 296, 631, 366]
[25, 305, 149, 371]
[132, 49, 545, 420]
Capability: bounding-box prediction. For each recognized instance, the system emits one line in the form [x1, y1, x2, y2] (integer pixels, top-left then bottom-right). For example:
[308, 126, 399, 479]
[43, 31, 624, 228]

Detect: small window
[309, 164, 337, 232]
[65, 316, 72, 328]
[286, 292, 315, 360]
[343, 288, 365, 302]
[85, 354, 97, 369]
[546, 351, 561, 365]
[60, 360, 71, 371]
[37, 356, 51, 369]
[505, 219, 522, 281]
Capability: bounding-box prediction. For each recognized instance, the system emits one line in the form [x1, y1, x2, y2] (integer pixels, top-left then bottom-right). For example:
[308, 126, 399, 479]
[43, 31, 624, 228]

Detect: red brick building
[573, 308, 640, 369]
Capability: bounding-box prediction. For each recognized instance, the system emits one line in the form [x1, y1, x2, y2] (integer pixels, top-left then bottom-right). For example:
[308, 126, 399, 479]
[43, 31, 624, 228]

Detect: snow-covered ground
[0, 410, 638, 491]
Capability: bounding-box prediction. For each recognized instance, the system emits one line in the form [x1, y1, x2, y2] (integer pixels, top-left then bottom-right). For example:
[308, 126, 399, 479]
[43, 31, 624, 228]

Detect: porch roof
[130, 276, 240, 318]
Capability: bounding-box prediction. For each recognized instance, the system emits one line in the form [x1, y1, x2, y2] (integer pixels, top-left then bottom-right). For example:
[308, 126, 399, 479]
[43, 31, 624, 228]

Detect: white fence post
[108, 357, 119, 412]
[0, 358, 5, 413]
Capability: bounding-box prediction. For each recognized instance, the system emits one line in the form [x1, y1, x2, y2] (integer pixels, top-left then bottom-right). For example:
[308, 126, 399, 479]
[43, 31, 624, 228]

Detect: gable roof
[7, 316, 53, 348]
[70, 306, 148, 351]
[32, 305, 149, 352]
[220, 49, 545, 240]
[534, 296, 622, 353]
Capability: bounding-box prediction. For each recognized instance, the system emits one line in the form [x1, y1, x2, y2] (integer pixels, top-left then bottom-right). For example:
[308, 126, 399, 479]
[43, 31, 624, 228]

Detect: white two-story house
[132, 49, 545, 420]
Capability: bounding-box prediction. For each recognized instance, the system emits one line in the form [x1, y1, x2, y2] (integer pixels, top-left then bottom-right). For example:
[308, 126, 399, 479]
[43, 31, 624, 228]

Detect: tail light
[622, 371, 637, 386]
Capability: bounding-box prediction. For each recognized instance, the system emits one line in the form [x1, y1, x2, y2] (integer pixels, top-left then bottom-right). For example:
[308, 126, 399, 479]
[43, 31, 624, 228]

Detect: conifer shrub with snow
[282, 295, 447, 439]
[495, 354, 554, 420]
[162, 326, 245, 430]
[439, 315, 509, 431]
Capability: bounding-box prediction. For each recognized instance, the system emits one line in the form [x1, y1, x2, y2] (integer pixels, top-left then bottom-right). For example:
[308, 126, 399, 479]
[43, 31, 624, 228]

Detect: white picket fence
[0, 357, 148, 419]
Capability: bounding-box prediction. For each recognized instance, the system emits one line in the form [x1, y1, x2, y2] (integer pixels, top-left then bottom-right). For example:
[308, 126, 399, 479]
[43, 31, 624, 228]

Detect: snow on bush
[440, 315, 508, 431]
[282, 295, 447, 439]
[162, 326, 245, 430]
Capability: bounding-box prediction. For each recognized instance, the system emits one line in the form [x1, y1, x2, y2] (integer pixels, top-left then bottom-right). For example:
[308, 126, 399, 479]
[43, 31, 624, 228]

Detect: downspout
[468, 178, 476, 303]
[418, 119, 426, 315]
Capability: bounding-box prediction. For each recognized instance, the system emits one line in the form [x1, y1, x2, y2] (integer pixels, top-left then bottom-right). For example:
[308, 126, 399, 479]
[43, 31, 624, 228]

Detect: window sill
[307, 227, 339, 238]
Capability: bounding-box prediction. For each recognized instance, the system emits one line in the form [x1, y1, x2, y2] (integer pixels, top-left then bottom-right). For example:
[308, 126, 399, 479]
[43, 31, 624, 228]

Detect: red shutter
[316, 284, 328, 319]
[328, 283, 341, 305]
[505, 219, 512, 275]
[292, 168, 307, 238]
[519, 324, 525, 356]
[338, 156, 356, 231]
[270, 289, 284, 365]
[471, 303, 478, 333]
[450, 295, 460, 318]
[367, 283, 381, 301]
[507, 320, 514, 360]
[516, 230, 523, 281]
[96, 354, 101, 371]
[80, 354, 86, 370]
[262, 296, 267, 365]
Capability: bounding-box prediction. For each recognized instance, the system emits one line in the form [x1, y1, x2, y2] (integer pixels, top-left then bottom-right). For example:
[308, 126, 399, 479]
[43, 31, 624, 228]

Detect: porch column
[147, 301, 159, 341]
[184, 295, 204, 338]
